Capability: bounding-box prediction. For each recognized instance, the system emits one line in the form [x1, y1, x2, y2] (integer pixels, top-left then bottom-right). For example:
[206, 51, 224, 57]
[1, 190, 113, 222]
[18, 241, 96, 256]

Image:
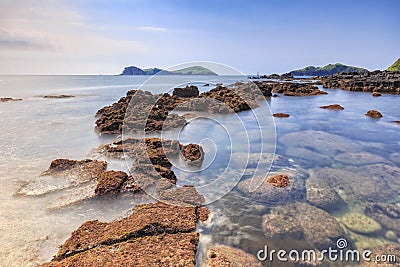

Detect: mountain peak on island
[290, 63, 367, 76]
[387, 58, 400, 71]
[120, 65, 218, 76]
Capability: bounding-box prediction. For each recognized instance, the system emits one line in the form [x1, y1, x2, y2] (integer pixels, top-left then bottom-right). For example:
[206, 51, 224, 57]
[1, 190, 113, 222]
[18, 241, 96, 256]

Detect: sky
[0, 0, 399, 75]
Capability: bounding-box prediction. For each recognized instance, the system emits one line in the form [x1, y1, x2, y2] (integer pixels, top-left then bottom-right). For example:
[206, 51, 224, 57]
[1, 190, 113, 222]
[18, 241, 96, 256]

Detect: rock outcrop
[321, 70, 400, 94]
[273, 113, 290, 118]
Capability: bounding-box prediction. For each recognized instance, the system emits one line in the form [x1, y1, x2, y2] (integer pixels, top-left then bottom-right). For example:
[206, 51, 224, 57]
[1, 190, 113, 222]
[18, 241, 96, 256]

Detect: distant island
[290, 63, 367, 76]
[120, 66, 218, 76]
[387, 58, 400, 71]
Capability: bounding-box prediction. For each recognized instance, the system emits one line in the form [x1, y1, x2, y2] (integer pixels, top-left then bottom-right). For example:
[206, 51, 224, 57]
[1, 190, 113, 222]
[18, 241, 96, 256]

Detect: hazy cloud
[136, 26, 167, 32]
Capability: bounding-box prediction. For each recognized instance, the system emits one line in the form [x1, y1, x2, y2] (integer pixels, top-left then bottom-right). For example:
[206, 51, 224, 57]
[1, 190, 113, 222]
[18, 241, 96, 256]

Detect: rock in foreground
[40, 202, 209, 267]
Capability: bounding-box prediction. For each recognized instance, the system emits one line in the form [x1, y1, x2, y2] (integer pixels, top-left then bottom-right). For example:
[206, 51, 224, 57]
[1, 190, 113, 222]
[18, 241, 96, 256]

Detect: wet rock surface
[181, 143, 204, 162]
[321, 70, 400, 94]
[39, 202, 209, 266]
[206, 245, 262, 267]
[42, 159, 107, 184]
[262, 202, 346, 250]
[334, 152, 390, 166]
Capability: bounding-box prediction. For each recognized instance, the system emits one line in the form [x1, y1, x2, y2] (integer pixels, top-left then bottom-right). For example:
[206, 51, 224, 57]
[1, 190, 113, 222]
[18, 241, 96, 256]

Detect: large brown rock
[52, 202, 205, 260]
[41, 232, 199, 267]
[365, 203, 400, 233]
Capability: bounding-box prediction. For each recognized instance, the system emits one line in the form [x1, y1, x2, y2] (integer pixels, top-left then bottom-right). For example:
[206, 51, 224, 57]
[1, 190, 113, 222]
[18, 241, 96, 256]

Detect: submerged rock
[340, 212, 382, 234]
[365, 110, 383, 118]
[159, 185, 205, 206]
[362, 244, 400, 266]
[360, 163, 400, 192]
[306, 171, 343, 212]
[206, 245, 262, 267]
[334, 152, 390, 166]
[262, 202, 346, 250]
[237, 169, 307, 204]
[311, 168, 394, 204]
[365, 203, 400, 233]
[280, 130, 361, 156]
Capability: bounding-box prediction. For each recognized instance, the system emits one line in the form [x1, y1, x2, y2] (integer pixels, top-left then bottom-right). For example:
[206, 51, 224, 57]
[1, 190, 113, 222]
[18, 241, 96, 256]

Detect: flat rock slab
[41, 232, 199, 267]
[54, 202, 201, 259]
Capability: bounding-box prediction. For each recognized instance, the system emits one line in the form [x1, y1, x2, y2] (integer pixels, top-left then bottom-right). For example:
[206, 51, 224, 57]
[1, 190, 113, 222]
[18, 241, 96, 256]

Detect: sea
[0, 75, 399, 266]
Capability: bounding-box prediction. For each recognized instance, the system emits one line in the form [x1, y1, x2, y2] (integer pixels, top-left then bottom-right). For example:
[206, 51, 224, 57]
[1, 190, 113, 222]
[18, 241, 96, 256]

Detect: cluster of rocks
[320, 70, 400, 94]
[269, 82, 327, 96]
[95, 137, 204, 203]
[39, 202, 209, 267]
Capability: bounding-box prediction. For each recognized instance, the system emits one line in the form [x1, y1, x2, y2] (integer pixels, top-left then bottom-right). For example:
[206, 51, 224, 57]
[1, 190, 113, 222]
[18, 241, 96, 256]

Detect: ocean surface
[0, 75, 399, 266]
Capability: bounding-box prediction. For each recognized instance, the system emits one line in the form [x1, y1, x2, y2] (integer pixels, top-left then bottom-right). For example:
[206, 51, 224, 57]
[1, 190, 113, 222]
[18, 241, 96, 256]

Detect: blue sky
[0, 0, 399, 74]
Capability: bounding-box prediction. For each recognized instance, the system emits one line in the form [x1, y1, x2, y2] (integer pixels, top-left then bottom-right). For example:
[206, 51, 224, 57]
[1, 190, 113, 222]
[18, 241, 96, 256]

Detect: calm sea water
[0, 75, 399, 266]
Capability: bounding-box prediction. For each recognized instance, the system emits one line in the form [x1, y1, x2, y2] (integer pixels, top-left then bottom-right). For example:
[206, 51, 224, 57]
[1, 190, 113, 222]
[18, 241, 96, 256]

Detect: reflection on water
[0, 76, 399, 266]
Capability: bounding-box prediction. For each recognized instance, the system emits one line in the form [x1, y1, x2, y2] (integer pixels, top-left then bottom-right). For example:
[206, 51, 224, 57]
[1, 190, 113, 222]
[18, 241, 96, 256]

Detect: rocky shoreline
[36, 77, 400, 266]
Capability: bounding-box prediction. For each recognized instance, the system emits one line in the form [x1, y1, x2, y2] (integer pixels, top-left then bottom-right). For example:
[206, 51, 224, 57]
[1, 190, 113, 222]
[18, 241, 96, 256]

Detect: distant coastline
[120, 65, 218, 76]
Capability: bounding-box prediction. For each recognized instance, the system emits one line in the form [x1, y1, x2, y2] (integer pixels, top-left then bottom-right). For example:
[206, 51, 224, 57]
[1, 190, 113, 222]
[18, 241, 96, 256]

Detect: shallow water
[0, 75, 399, 266]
